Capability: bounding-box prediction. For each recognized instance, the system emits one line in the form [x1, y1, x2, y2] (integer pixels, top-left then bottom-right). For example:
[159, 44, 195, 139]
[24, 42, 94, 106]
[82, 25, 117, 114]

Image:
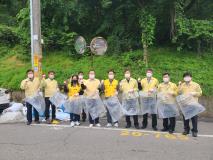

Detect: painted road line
[31, 124, 213, 138]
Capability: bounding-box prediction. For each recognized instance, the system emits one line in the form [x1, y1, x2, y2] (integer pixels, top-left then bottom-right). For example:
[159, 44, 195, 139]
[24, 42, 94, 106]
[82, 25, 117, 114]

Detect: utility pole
[30, 0, 42, 78]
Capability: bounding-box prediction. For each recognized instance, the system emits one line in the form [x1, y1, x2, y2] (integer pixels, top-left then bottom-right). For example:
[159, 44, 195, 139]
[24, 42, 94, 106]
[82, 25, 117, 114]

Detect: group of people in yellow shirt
[20, 68, 202, 137]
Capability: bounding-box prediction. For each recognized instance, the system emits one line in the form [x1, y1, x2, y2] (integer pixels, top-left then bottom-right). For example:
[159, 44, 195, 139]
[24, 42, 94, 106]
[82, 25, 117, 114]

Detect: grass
[0, 46, 213, 96]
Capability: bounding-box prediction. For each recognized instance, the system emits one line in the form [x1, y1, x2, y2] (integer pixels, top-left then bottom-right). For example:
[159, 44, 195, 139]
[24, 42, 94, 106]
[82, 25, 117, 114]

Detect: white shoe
[96, 123, 101, 127]
[70, 121, 75, 127]
[89, 124, 93, 128]
[75, 121, 80, 126]
[106, 123, 112, 127]
[114, 123, 119, 128]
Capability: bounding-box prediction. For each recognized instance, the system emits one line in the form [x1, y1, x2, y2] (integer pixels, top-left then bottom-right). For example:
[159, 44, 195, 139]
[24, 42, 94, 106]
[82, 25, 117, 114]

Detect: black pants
[26, 102, 39, 123]
[70, 113, 80, 122]
[183, 115, 198, 133]
[107, 109, 118, 124]
[163, 117, 176, 131]
[82, 109, 87, 121]
[126, 115, 139, 126]
[45, 97, 56, 120]
[142, 113, 157, 128]
[89, 114, 99, 124]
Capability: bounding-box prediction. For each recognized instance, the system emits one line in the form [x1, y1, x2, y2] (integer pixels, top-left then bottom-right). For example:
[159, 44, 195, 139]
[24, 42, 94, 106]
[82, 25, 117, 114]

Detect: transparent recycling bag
[176, 94, 206, 120]
[103, 96, 124, 122]
[157, 93, 180, 118]
[85, 95, 106, 120]
[139, 91, 157, 115]
[25, 93, 45, 115]
[122, 92, 140, 116]
[49, 92, 67, 108]
[63, 97, 82, 115]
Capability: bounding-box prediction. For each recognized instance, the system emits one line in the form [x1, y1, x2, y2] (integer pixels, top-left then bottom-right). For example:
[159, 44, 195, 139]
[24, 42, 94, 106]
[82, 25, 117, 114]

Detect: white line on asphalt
[31, 124, 213, 138]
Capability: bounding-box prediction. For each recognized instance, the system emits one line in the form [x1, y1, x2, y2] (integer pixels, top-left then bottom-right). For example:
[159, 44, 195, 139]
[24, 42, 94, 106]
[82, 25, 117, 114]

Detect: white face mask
[79, 75, 83, 79]
[28, 73, 34, 79]
[89, 74, 95, 79]
[184, 76, 191, 82]
[146, 72, 152, 78]
[108, 74, 114, 80]
[125, 73, 130, 79]
[49, 75, 54, 79]
[163, 77, 170, 83]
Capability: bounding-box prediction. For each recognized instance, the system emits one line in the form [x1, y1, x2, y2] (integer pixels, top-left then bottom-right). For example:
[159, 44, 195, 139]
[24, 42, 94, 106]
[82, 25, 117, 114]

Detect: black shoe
[182, 130, 190, 135]
[169, 130, 174, 134]
[35, 121, 40, 124]
[192, 132, 198, 137]
[126, 124, 131, 128]
[135, 125, 140, 129]
[27, 122, 31, 125]
[161, 128, 168, 132]
[141, 125, 147, 129]
[153, 127, 158, 131]
[82, 119, 86, 122]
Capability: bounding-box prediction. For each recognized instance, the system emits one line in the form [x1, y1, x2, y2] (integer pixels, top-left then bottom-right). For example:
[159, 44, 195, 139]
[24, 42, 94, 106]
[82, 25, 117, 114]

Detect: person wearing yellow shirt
[64, 75, 85, 127]
[40, 71, 59, 124]
[84, 70, 102, 127]
[158, 72, 178, 134]
[78, 71, 87, 122]
[101, 69, 119, 127]
[140, 69, 159, 131]
[178, 72, 202, 137]
[120, 69, 139, 129]
[20, 69, 40, 125]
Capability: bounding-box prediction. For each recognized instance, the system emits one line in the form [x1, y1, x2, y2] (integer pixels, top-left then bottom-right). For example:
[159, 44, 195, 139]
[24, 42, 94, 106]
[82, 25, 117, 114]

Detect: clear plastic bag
[0, 111, 25, 123]
[157, 93, 179, 118]
[122, 97, 140, 116]
[85, 96, 106, 120]
[64, 97, 82, 115]
[139, 91, 157, 115]
[176, 95, 206, 120]
[103, 96, 124, 122]
[25, 93, 45, 115]
[49, 92, 67, 108]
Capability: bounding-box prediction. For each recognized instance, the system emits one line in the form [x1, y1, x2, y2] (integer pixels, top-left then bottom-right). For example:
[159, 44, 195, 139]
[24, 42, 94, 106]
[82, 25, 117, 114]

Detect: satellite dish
[74, 36, 87, 54]
[90, 37, 108, 55]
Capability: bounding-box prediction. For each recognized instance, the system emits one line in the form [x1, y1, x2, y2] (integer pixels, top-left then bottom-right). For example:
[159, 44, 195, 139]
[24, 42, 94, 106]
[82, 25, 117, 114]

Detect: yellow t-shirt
[141, 77, 159, 92]
[103, 79, 118, 97]
[20, 77, 40, 97]
[67, 84, 81, 97]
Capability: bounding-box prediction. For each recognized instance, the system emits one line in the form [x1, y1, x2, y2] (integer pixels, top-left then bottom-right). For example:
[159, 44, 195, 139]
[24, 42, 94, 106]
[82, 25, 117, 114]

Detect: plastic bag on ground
[56, 109, 70, 121]
[139, 91, 157, 115]
[176, 95, 205, 120]
[25, 93, 45, 115]
[157, 93, 179, 118]
[85, 95, 106, 120]
[122, 92, 140, 115]
[0, 111, 25, 123]
[49, 92, 67, 108]
[4, 103, 24, 113]
[103, 96, 124, 122]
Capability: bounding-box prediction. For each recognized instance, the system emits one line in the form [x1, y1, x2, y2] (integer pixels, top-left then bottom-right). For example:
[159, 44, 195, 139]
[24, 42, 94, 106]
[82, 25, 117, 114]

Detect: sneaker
[96, 123, 101, 127]
[106, 123, 112, 127]
[182, 130, 190, 135]
[135, 125, 140, 129]
[114, 123, 119, 128]
[27, 122, 31, 125]
[89, 124, 93, 128]
[141, 125, 147, 129]
[192, 132, 198, 137]
[75, 121, 80, 126]
[70, 121, 75, 127]
[126, 124, 131, 128]
[153, 127, 158, 131]
[52, 120, 59, 125]
[161, 128, 168, 132]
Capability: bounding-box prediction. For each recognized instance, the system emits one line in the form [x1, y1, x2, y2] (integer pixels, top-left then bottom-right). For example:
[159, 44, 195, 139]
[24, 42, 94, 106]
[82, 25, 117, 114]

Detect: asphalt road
[0, 118, 213, 160]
